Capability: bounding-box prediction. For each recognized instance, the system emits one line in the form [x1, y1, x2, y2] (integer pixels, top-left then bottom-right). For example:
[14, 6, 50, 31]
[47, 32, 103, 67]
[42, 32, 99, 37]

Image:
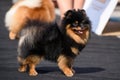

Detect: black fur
[18, 21, 77, 62]
[18, 10, 91, 77]
[18, 9, 91, 62]
[17, 9, 91, 77]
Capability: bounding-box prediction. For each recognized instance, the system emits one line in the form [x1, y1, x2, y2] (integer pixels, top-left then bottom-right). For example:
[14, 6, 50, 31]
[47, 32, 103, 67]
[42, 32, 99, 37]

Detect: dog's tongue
[78, 30, 83, 34]
[79, 31, 83, 34]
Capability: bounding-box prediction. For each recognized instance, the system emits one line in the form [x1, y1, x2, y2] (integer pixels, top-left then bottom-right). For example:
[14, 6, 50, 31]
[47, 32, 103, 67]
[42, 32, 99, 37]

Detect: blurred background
[0, 0, 120, 80]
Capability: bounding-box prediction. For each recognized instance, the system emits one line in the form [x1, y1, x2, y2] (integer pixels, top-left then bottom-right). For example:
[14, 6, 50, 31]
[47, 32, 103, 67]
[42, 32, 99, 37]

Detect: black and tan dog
[17, 9, 91, 77]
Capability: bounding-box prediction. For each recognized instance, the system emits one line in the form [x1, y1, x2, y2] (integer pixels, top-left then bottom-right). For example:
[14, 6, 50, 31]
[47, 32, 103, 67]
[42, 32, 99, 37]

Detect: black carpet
[0, 0, 120, 80]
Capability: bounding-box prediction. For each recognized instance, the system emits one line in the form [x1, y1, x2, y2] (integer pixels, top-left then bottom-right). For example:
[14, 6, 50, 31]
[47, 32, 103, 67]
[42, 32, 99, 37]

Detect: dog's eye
[79, 23, 84, 29]
[72, 23, 78, 27]
[81, 20, 86, 24]
[82, 19, 90, 24]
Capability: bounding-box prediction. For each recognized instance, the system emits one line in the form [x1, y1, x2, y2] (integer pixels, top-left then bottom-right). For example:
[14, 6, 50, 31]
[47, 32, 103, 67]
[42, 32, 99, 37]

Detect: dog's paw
[18, 67, 26, 72]
[29, 70, 38, 76]
[63, 68, 74, 77]
[9, 32, 17, 40]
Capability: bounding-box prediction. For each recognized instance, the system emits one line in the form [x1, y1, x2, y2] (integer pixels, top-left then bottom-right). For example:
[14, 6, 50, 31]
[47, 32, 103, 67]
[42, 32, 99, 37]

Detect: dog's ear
[64, 10, 74, 18]
[78, 9, 86, 16]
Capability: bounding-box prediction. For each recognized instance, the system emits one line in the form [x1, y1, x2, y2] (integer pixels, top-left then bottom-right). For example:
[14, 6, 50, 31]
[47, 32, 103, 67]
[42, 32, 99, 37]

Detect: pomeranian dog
[17, 9, 91, 77]
[5, 0, 55, 40]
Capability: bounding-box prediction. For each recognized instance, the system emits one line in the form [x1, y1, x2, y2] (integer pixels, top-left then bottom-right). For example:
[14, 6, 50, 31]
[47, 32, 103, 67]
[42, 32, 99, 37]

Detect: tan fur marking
[18, 55, 43, 76]
[66, 25, 84, 44]
[25, 55, 42, 64]
[57, 55, 67, 65]
[29, 63, 38, 76]
[18, 56, 27, 72]
[27, 55, 41, 76]
[18, 65, 27, 72]
[66, 24, 89, 44]
[71, 47, 79, 55]
[57, 55, 74, 77]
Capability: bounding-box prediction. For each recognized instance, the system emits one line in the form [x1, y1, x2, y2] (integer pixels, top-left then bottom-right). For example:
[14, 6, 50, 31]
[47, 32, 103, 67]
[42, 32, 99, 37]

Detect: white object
[84, 0, 118, 35]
